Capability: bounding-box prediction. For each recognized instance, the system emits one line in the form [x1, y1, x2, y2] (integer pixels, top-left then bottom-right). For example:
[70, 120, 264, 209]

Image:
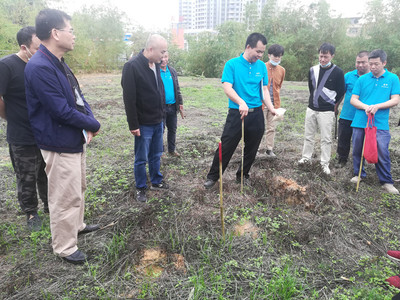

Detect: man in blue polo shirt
[160, 52, 183, 157]
[350, 49, 400, 194]
[334, 51, 369, 168]
[204, 32, 276, 189]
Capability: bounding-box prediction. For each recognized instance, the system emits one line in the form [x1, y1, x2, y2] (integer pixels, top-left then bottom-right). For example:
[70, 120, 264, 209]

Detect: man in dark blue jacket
[122, 34, 169, 203]
[25, 9, 101, 264]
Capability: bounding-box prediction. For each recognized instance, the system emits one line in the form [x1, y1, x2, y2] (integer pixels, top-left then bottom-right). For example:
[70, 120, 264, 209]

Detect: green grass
[1, 74, 400, 299]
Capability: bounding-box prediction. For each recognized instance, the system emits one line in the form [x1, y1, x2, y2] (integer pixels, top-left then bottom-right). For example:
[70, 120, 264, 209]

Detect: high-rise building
[179, 0, 267, 30]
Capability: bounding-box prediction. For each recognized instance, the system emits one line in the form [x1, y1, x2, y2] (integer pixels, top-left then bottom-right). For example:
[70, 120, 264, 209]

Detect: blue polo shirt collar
[239, 53, 257, 65]
[161, 65, 169, 73]
[370, 69, 387, 79]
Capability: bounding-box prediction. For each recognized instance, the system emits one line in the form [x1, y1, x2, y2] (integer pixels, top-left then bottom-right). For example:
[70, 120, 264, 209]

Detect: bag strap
[367, 114, 375, 128]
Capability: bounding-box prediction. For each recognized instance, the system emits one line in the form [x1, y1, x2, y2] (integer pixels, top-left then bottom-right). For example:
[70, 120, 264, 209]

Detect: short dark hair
[319, 43, 335, 55]
[16, 26, 36, 47]
[268, 44, 284, 56]
[368, 49, 387, 63]
[35, 9, 71, 41]
[357, 51, 369, 58]
[245, 32, 267, 49]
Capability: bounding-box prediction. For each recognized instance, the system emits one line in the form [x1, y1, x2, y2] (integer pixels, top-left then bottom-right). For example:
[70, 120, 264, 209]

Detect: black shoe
[78, 224, 100, 235]
[136, 189, 147, 202]
[27, 212, 42, 231]
[334, 159, 347, 168]
[236, 176, 250, 186]
[43, 205, 49, 214]
[204, 179, 217, 189]
[150, 181, 169, 190]
[62, 250, 87, 265]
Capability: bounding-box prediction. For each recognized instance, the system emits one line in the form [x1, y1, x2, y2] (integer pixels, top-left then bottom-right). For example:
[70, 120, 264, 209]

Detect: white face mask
[319, 61, 332, 68]
[24, 46, 34, 61]
[270, 60, 281, 66]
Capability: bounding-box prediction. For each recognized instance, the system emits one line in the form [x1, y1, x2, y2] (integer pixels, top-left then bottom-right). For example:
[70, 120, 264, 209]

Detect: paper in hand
[272, 108, 286, 122]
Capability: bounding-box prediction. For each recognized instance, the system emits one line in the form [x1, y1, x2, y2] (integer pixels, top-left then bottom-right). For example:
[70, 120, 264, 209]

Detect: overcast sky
[52, 0, 367, 31]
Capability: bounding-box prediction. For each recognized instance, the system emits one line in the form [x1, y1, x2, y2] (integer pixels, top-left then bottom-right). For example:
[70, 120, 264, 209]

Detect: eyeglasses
[55, 28, 74, 34]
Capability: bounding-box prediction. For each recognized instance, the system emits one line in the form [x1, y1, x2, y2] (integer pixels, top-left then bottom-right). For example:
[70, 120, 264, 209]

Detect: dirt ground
[1, 73, 400, 299]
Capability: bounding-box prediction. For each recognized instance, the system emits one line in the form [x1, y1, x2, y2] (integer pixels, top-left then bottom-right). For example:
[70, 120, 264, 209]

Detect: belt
[166, 104, 176, 107]
[248, 106, 262, 113]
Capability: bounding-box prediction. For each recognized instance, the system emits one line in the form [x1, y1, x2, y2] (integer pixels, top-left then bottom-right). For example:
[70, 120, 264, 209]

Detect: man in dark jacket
[25, 9, 101, 264]
[121, 34, 169, 203]
[298, 43, 345, 175]
[160, 52, 184, 157]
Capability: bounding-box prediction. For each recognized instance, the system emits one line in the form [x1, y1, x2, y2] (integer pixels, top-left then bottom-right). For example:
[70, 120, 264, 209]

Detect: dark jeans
[9, 144, 48, 214]
[134, 122, 164, 189]
[337, 118, 353, 162]
[207, 107, 265, 181]
[352, 127, 393, 184]
[164, 104, 178, 152]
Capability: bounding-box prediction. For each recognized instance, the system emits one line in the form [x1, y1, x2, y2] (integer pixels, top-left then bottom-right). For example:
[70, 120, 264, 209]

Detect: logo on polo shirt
[255, 72, 262, 77]
[381, 83, 389, 89]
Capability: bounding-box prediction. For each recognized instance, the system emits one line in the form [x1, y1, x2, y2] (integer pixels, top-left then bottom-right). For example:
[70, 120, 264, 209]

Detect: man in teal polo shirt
[204, 32, 276, 189]
[350, 49, 400, 194]
[160, 52, 183, 157]
[334, 51, 369, 168]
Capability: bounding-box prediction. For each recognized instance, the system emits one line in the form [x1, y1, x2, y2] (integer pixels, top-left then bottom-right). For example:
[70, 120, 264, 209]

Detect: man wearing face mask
[0, 26, 48, 231]
[264, 44, 285, 158]
[334, 51, 370, 168]
[298, 43, 345, 175]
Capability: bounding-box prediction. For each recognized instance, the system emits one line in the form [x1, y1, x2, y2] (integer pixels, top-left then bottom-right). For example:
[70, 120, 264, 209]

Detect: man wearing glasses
[25, 9, 101, 264]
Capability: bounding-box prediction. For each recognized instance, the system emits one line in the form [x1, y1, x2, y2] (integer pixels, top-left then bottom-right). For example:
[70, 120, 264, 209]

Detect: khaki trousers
[265, 109, 277, 150]
[301, 108, 334, 165]
[41, 149, 86, 257]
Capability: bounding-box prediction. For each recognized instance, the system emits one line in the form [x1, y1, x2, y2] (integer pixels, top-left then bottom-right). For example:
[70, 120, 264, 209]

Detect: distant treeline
[1, 0, 399, 80]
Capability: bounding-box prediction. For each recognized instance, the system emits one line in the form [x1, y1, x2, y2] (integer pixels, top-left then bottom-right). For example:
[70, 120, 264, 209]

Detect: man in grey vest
[298, 43, 345, 175]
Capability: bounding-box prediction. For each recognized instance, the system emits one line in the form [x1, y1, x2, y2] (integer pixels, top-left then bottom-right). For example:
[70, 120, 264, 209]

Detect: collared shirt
[160, 66, 176, 104]
[351, 70, 400, 130]
[222, 53, 268, 109]
[340, 69, 361, 121]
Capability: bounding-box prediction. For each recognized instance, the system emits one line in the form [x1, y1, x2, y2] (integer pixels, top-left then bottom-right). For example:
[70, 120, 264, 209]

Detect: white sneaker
[321, 164, 330, 175]
[266, 150, 276, 157]
[350, 176, 360, 183]
[298, 158, 309, 164]
[382, 183, 399, 194]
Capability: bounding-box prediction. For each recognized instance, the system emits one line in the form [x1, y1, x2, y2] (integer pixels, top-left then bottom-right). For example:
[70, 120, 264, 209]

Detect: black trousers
[337, 118, 353, 162]
[207, 107, 265, 181]
[9, 144, 48, 215]
[163, 104, 178, 152]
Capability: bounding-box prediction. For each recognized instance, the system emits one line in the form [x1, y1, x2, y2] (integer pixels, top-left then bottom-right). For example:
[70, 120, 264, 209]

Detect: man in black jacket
[298, 43, 345, 175]
[160, 52, 184, 157]
[122, 34, 169, 202]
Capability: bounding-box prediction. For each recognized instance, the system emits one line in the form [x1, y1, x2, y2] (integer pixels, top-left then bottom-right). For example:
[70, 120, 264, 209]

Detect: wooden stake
[356, 135, 366, 192]
[219, 142, 225, 240]
[241, 119, 244, 194]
